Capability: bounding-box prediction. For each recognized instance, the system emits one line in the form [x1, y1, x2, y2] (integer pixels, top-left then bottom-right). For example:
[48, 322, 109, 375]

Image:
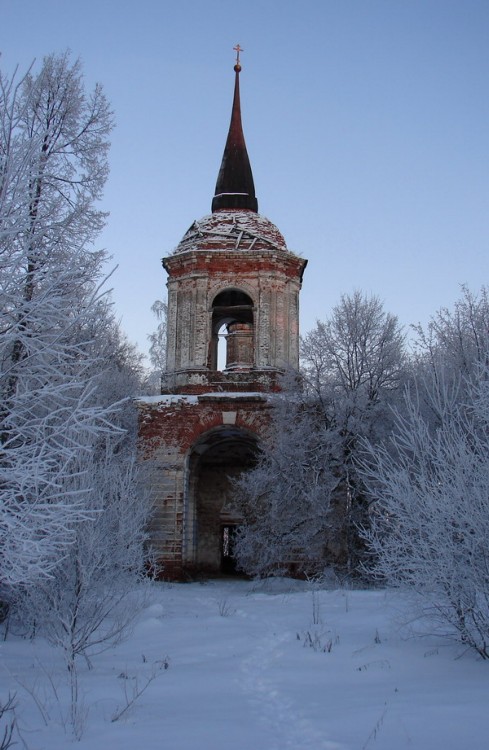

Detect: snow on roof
[136, 394, 199, 406]
[172, 210, 288, 255]
[199, 392, 269, 400]
[136, 392, 269, 406]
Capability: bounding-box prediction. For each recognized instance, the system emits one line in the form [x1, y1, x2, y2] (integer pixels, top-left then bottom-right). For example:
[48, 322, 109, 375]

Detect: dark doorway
[187, 427, 259, 575]
[221, 524, 239, 574]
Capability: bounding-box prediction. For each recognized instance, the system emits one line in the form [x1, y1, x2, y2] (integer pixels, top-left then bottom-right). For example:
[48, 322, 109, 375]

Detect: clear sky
[3, 0, 488, 361]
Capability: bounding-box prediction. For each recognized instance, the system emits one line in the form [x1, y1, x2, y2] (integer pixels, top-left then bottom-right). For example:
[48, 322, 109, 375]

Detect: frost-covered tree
[300, 291, 406, 567]
[0, 54, 154, 734]
[0, 52, 118, 590]
[360, 287, 489, 657]
[361, 372, 489, 658]
[233, 375, 340, 577]
[411, 285, 489, 427]
[148, 299, 167, 372]
[144, 298, 167, 394]
[234, 293, 406, 577]
[301, 290, 405, 437]
[15, 439, 152, 734]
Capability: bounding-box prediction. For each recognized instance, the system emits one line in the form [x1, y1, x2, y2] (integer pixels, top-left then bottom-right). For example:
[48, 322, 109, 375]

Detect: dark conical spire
[211, 46, 258, 213]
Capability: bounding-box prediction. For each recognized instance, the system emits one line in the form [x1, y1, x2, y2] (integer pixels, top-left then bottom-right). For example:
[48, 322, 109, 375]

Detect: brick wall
[138, 393, 271, 578]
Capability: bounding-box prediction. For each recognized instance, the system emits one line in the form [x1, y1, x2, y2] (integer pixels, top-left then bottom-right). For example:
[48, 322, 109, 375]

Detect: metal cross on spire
[233, 44, 243, 71]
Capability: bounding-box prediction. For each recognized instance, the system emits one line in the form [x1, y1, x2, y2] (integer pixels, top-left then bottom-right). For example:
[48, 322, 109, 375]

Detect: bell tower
[163, 51, 306, 395]
[139, 50, 307, 578]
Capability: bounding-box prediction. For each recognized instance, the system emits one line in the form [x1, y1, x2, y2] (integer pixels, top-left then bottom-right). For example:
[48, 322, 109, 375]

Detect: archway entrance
[186, 426, 259, 575]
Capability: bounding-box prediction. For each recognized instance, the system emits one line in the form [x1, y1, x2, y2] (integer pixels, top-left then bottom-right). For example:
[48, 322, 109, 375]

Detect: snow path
[239, 625, 342, 750]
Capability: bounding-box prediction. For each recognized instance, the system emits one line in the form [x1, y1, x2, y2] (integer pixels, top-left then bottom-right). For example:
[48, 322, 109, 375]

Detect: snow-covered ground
[2, 578, 488, 750]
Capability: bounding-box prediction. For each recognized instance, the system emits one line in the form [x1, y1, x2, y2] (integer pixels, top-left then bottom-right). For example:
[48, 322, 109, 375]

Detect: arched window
[210, 289, 254, 371]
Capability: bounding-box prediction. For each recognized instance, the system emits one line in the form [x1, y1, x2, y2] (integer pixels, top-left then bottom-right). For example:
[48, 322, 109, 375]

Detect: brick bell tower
[138, 48, 307, 578]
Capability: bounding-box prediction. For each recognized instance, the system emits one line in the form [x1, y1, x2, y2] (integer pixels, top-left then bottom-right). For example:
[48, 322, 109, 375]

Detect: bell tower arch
[210, 288, 255, 371]
[138, 51, 307, 578]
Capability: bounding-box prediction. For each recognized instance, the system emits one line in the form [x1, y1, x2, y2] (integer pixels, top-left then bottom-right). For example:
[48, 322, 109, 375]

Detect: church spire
[211, 45, 258, 213]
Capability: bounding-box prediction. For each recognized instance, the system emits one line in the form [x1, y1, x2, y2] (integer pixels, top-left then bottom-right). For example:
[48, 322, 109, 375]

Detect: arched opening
[185, 426, 259, 575]
[210, 289, 254, 371]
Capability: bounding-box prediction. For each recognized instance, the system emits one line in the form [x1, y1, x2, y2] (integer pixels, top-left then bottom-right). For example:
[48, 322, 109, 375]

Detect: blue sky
[3, 0, 488, 361]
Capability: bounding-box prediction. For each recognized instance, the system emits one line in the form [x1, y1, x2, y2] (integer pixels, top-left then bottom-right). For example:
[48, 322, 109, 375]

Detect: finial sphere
[234, 63, 242, 73]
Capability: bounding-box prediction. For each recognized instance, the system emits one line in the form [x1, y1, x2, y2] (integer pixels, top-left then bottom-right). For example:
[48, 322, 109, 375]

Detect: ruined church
[138, 50, 307, 578]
